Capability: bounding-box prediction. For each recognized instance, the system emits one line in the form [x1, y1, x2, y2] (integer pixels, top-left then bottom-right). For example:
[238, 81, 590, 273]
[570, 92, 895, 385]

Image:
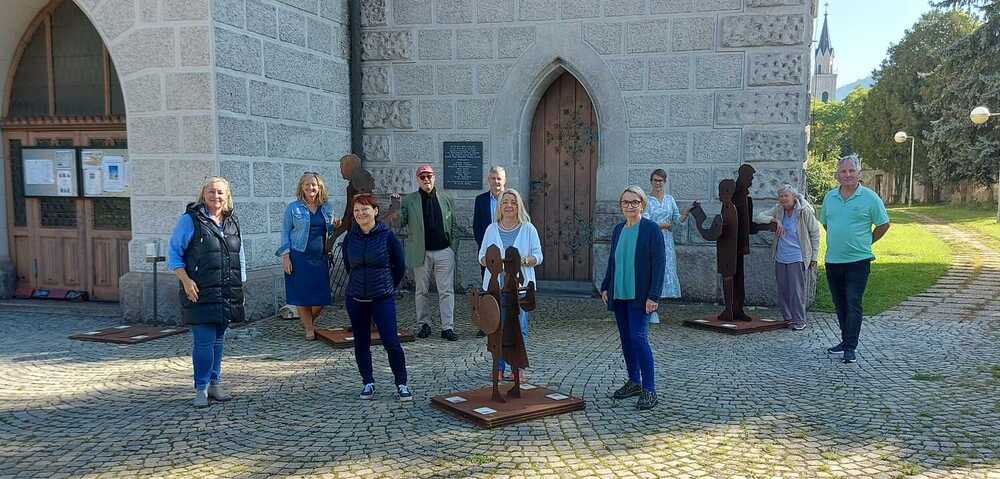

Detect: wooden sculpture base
[70, 325, 188, 344]
[682, 315, 787, 335]
[314, 327, 414, 349]
[431, 384, 585, 428]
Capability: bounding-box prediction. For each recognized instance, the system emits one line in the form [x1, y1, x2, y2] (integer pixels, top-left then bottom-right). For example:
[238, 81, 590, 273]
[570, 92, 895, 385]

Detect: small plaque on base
[69, 325, 189, 344]
[431, 385, 585, 428]
[314, 328, 415, 348]
[682, 315, 787, 335]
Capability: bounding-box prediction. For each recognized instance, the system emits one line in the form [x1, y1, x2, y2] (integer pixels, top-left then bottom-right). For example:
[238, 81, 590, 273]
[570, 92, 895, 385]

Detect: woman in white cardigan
[478, 188, 543, 379]
[754, 184, 821, 330]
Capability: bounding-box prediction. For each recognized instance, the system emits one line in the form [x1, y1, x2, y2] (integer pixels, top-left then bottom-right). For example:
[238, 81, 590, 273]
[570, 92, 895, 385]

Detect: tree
[846, 10, 979, 202]
[807, 89, 868, 203]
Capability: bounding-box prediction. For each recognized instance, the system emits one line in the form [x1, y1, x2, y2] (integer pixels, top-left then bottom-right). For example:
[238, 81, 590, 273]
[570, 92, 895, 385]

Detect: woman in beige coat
[755, 184, 820, 330]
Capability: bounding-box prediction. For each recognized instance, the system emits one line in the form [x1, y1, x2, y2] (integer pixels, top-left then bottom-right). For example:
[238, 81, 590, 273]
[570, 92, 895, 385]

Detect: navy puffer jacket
[342, 221, 405, 300]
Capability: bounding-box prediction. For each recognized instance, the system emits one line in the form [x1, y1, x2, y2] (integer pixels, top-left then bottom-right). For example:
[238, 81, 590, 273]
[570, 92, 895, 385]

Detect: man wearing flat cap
[390, 165, 459, 341]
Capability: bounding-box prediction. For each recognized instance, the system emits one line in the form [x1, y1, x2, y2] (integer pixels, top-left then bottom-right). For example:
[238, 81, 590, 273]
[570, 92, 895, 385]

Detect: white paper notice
[83, 168, 102, 196]
[545, 393, 569, 401]
[472, 407, 497, 415]
[444, 396, 467, 403]
[56, 169, 73, 195]
[519, 383, 536, 390]
[102, 156, 125, 192]
[25, 159, 54, 185]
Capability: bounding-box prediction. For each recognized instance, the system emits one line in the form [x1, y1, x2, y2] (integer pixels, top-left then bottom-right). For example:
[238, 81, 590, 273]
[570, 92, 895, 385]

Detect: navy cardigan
[473, 191, 493, 247]
[342, 222, 405, 301]
[600, 218, 666, 311]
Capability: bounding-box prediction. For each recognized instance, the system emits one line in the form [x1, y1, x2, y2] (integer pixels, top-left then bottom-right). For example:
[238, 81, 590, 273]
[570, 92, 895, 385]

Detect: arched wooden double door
[2, 0, 130, 300]
[528, 72, 598, 281]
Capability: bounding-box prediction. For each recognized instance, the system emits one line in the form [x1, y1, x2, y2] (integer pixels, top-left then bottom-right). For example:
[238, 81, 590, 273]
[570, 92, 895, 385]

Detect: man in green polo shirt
[819, 155, 890, 364]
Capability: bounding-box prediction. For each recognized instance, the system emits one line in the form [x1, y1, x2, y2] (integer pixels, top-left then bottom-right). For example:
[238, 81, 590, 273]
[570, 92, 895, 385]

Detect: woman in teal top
[600, 186, 665, 411]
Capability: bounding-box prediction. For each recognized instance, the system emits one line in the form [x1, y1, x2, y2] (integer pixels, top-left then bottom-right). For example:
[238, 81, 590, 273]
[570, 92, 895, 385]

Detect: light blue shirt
[167, 213, 247, 282]
[776, 211, 803, 264]
[820, 186, 889, 264]
[490, 194, 498, 223]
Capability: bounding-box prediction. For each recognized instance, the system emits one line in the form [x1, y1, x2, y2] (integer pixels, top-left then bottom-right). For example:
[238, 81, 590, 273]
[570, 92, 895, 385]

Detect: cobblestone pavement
[1, 222, 999, 478]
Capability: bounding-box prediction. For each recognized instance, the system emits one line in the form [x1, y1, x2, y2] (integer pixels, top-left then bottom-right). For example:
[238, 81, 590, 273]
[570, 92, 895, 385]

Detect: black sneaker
[397, 384, 413, 402]
[416, 323, 432, 338]
[441, 329, 458, 341]
[611, 381, 642, 400]
[827, 343, 845, 354]
[476, 330, 486, 337]
[843, 350, 857, 364]
[636, 390, 658, 410]
[359, 383, 375, 400]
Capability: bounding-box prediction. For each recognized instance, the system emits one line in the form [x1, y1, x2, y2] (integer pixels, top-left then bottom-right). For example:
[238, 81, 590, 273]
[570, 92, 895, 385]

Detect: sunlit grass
[812, 210, 952, 314]
[900, 204, 1000, 249]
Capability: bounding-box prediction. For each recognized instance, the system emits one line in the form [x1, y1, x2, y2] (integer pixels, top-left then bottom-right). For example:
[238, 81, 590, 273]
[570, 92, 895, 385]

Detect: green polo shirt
[820, 185, 889, 264]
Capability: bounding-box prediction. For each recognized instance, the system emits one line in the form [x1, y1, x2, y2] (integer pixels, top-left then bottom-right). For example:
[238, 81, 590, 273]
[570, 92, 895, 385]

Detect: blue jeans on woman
[346, 296, 407, 386]
[497, 291, 528, 373]
[191, 323, 227, 390]
[613, 300, 655, 392]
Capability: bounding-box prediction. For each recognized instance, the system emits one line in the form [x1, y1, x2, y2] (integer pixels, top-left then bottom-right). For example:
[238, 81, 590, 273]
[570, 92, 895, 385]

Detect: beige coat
[754, 202, 821, 263]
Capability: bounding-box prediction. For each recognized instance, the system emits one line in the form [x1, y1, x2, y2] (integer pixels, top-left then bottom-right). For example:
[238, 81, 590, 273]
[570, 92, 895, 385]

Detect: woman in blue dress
[276, 173, 340, 340]
[642, 169, 688, 321]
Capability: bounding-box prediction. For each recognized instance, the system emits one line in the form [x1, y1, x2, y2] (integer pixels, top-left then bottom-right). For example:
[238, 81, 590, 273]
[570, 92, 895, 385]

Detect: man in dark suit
[472, 166, 506, 337]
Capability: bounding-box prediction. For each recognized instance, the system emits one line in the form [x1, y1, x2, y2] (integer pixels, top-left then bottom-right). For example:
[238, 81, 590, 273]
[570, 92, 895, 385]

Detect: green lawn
[811, 209, 952, 315]
[898, 204, 1000, 249]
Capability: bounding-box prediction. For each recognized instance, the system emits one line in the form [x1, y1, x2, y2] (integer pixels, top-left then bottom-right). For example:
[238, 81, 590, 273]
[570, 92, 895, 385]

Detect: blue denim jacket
[275, 200, 336, 256]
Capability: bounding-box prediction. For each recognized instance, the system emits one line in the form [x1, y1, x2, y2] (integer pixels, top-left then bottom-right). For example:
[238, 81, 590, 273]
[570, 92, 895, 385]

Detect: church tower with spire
[811, 5, 837, 102]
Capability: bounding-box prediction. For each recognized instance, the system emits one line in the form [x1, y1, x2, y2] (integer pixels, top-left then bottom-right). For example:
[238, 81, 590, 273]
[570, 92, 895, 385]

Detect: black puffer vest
[179, 203, 245, 325]
[343, 222, 403, 301]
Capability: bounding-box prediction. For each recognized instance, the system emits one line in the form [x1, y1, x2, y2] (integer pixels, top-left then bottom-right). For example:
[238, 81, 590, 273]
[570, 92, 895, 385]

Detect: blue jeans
[346, 296, 407, 386]
[825, 259, 871, 352]
[497, 297, 529, 373]
[613, 300, 655, 392]
[191, 323, 227, 390]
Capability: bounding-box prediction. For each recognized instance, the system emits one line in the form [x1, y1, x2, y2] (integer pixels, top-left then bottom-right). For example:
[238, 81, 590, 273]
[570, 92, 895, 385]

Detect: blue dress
[643, 194, 682, 299]
[285, 209, 331, 306]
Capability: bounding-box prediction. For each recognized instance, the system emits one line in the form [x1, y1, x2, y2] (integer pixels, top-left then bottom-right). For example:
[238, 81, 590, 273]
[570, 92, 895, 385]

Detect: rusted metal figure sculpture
[468, 244, 535, 402]
[689, 179, 739, 322]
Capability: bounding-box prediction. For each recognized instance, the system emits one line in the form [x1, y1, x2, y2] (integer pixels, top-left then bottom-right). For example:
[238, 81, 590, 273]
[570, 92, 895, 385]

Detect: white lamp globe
[970, 106, 992, 125]
[893, 131, 909, 144]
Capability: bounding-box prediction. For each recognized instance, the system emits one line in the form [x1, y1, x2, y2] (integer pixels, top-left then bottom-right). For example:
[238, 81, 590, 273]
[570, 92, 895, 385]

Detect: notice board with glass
[80, 148, 129, 198]
[21, 147, 79, 197]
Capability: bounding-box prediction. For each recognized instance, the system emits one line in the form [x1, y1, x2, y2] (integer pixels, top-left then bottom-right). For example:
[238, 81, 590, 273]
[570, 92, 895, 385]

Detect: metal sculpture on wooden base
[468, 244, 535, 402]
[689, 179, 740, 322]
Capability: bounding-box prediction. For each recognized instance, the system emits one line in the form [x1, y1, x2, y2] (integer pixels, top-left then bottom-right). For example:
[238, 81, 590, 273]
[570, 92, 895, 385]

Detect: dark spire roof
[816, 7, 833, 56]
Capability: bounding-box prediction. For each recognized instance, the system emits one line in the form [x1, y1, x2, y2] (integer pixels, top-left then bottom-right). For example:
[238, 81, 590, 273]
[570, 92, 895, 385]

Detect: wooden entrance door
[528, 72, 598, 281]
[4, 129, 131, 300]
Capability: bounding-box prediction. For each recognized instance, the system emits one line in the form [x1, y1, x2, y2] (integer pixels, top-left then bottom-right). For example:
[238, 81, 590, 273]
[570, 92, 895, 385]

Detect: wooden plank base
[314, 327, 415, 349]
[683, 315, 788, 335]
[70, 325, 188, 344]
[431, 384, 585, 428]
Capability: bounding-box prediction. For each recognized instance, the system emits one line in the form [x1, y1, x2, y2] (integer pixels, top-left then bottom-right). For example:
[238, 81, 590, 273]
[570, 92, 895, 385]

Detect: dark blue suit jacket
[473, 191, 494, 247]
[600, 218, 666, 311]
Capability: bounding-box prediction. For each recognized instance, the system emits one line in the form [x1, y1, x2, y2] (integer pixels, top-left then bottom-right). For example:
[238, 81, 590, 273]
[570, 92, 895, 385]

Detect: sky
[819, 0, 937, 84]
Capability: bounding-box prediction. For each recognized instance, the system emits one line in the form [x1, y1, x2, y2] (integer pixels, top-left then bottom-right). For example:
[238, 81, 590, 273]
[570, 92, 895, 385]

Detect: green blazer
[399, 189, 458, 268]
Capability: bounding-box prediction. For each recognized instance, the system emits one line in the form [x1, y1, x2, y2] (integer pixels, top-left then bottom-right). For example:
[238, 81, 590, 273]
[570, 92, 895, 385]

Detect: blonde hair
[619, 185, 648, 213]
[197, 176, 234, 214]
[494, 188, 532, 225]
[296, 172, 329, 205]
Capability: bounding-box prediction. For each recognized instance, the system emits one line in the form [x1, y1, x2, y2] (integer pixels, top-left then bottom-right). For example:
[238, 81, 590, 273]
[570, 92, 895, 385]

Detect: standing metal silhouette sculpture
[689, 179, 740, 322]
[468, 244, 535, 402]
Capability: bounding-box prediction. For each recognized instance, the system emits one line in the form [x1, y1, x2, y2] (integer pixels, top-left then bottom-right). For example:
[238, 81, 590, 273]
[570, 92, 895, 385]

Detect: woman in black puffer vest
[341, 194, 411, 401]
[167, 176, 245, 408]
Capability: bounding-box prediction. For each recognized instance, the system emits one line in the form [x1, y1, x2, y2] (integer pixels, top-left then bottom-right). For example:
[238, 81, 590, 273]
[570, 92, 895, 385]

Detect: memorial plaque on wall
[442, 141, 483, 190]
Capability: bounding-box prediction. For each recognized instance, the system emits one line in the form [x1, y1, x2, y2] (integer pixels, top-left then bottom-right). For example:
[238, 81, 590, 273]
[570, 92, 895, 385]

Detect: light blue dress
[643, 193, 682, 299]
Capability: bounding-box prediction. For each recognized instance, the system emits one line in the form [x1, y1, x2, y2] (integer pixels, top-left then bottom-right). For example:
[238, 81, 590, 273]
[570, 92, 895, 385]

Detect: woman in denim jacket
[275, 172, 340, 340]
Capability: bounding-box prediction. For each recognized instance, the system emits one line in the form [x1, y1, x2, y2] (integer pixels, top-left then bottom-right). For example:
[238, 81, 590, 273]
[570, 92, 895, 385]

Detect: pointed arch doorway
[528, 71, 597, 281]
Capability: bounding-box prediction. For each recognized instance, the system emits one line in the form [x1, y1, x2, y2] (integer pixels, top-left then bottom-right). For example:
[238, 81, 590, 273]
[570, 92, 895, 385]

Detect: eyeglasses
[418, 174, 434, 180]
[620, 200, 642, 209]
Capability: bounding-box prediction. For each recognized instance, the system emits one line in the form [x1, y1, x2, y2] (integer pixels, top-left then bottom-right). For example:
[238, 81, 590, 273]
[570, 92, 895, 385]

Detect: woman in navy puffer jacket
[341, 194, 412, 401]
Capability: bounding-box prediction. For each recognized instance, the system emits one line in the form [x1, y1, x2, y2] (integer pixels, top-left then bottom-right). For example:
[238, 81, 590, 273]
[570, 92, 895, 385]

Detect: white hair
[777, 183, 811, 211]
[487, 166, 507, 176]
[837, 154, 862, 172]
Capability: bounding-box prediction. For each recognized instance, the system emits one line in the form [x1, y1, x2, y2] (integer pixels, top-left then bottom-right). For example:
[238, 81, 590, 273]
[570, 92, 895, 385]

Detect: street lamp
[894, 131, 916, 207]
[969, 106, 1000, 223]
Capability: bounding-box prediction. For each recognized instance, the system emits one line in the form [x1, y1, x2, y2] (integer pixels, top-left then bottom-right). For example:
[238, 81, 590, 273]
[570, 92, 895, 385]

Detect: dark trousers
[346, 296, 407, 386]
[825, 259, 871, 351]
[613, 300, 655, 392]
